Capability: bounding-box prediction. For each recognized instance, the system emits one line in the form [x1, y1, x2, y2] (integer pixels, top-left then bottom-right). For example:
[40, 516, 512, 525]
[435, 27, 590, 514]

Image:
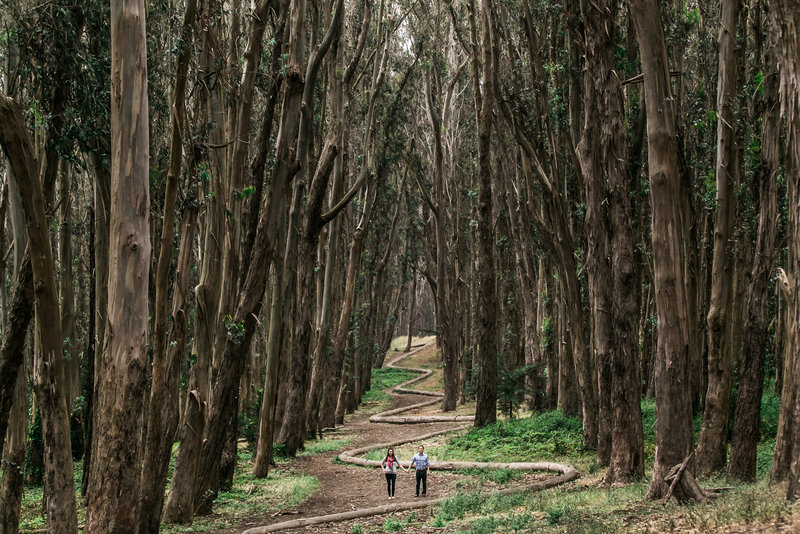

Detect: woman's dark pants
[385, 473, 396, 496]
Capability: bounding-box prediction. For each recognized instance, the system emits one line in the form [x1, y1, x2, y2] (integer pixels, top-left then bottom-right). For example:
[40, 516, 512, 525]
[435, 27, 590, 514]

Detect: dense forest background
[1, 0, 800, 532]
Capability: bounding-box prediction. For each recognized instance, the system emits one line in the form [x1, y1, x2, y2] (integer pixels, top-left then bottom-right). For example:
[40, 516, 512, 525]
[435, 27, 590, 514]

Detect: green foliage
[25, 408, 44, 486]
[383, 511, 416, 532]
[350, 525, 364, 534]
[223, 314, 246, 344]
[496, 363, 533, 419]
[239, 389, 262, 452]
[540, 316, 554, 352]
[760, 381, 780, 440]
[298, 438, 352, 457]
[382, 518, 406, 532]
[435, 490, 484, 522]
[440, 410, 584, 463]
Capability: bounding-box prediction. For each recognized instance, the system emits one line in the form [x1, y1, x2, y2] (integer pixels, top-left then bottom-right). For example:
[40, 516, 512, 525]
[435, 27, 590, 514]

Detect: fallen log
[241, 470, 579, 534]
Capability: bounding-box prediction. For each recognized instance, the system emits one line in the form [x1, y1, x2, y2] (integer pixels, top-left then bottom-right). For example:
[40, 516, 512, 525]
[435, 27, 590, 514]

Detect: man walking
[409, 445, 430, 497]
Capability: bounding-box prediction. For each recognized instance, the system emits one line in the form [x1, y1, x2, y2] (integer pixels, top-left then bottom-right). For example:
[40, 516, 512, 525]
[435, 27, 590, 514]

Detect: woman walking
[380, 448, 408, 499]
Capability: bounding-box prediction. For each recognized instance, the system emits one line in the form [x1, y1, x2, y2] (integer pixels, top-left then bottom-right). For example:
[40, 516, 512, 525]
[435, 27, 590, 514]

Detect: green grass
[18, 448, 319, 533]
[161, 449, 318, 533]
[438, 409, 586, 464]
[297, 437, 352, 457]
[360, 367, 418, 407]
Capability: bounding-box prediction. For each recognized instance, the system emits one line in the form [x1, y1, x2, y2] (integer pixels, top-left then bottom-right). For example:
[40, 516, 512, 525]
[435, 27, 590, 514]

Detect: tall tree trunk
[0, 255, 32, 459]
[325, 183, 378, 426]
[0, 198, 30, 533]
[0, 96, 78, 533]
[771, 0, 800, 501]
[138, 1, 197, 529]
[426, 72, 458, 413]
[162, 0, 225, 519]
[696, 0, 741, 478]
[576, 0, 613, 464]
[85, 0, 151, 528]
[83, 151, 111, 499]
[189, 0, 345, 513]
[0, 156, 29, 534]
[59, 164, 77, 411]
[578, 0, 644, 482]
[279, 0, 351, 453]
[473, 0, 497, 428]
[243, 0, 288, 479]
[253, 257, 284, 477]
[0, 369, 26, 534]
[404, 274, 417, 352]
[628, 0, 704, 502]
[728, 10, 779, 481]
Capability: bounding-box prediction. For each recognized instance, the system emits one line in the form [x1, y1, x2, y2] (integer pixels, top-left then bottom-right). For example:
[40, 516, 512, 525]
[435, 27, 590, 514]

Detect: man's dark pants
[415, 469, 427, 496]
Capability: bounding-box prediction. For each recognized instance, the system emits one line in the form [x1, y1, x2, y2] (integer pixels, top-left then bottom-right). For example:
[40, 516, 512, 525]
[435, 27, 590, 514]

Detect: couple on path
[379, 445, 430, 499]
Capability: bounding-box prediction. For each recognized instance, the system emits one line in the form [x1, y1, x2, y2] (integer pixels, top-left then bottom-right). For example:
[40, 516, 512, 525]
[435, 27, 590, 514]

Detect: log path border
[241, 344, 578, 534]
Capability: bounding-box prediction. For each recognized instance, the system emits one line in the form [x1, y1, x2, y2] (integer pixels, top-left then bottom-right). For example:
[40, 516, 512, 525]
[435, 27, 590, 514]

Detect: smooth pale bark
[0, 254, 32, 459]
[728, 12, 779, 481]
[85, 0, 151, 528]
[58, 164, 78, 411]
[138, 2, 197, 530]
[473, 0, 497, 428]
[696, 0, 741, 478]
[0, 95, 78, 533]
[770, 0, 800, 501]
[628, 0, 703, 502]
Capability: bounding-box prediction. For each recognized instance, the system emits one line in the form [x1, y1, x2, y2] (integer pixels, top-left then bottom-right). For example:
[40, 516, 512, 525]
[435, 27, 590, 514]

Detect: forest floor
[201, 343, 564, 533]
[16, 340, 798, 533]
[190, 342, 798, 534]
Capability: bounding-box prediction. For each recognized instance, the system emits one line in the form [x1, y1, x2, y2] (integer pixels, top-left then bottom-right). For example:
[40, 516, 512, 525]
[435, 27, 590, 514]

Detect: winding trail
[240, 344, 578, 534]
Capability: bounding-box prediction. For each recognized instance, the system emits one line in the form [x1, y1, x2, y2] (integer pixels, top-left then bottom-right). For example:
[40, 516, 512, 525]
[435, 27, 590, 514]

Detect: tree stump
[662, 454, 711, 503]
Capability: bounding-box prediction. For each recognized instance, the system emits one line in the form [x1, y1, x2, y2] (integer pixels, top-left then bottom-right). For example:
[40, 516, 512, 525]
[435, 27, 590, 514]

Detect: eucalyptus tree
[696, 0, 742, 478]
[0, 96, 78, 533]
[84, 0, 151, 528]
[628, 0, 706, 501]
[138, 0, 198, 530]
[494, 0, 598, 447]
[471, 0, 498, 428]
[728, 3, 780, 481]
[576, 0, 644, 480]
[771, 0, 800, 501]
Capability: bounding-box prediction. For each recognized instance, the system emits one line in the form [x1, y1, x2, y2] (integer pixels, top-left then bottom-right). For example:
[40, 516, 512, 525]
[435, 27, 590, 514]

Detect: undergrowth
[360, 367, 418, 408]
[437, 410, 586, 464]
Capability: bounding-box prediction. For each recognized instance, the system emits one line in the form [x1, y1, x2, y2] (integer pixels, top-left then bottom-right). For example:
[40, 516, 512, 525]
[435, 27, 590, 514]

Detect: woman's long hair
[386, 448, 395, 459]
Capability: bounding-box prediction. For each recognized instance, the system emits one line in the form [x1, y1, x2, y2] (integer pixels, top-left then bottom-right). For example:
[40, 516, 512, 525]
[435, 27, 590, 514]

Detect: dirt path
[216, 345, 574, 533]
